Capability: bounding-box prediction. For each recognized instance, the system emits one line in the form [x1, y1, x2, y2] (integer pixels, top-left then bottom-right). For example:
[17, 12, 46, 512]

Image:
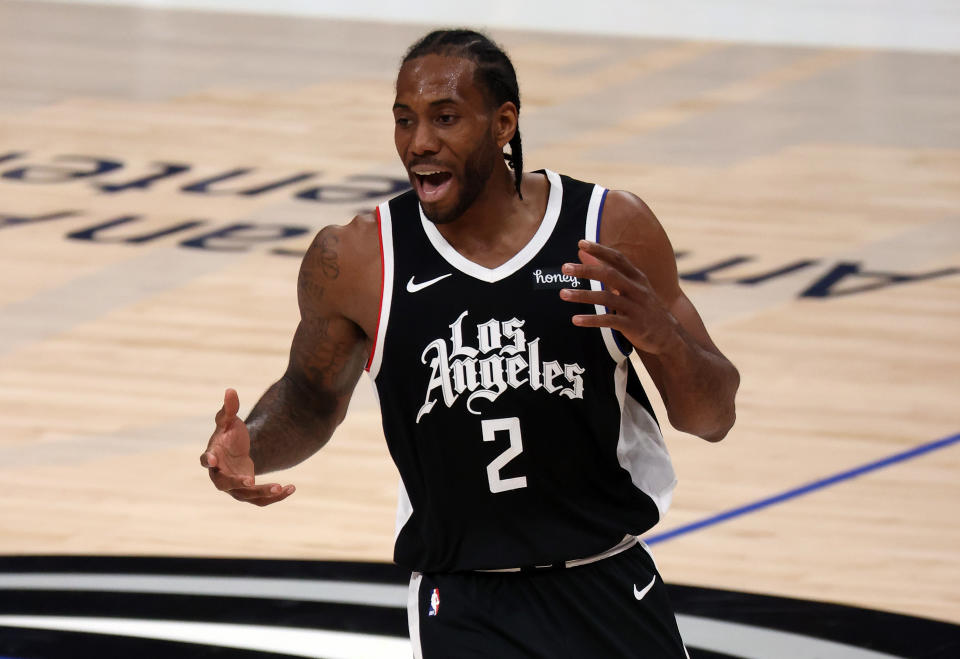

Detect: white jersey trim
[394, 477, 413, 542]
[476, 534, 638, 572]
[366, 201, 395, 380]
[408, 572, 423, 659]
[638, 538, 661, 572]
[585, 184, 630, 363]
[368, 377, 415, 543]
[613, 360, 676, 518]
[418, 169, 563, 283]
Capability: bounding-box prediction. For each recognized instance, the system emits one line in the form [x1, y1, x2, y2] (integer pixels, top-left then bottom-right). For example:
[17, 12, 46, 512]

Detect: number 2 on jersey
[481, 417, 527, 493]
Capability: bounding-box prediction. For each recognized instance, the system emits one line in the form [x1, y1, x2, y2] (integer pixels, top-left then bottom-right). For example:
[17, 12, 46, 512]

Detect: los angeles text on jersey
[417, 310, 585, 422]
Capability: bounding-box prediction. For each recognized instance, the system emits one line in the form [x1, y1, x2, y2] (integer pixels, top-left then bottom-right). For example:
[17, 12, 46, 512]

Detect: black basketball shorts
[407, 543, 689, 658]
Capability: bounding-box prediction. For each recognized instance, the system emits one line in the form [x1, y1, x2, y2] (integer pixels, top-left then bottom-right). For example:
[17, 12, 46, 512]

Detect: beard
[420, 135, 499, 225]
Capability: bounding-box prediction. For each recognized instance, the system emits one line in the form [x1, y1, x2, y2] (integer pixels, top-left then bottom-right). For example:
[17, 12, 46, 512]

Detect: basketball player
[201, 30, 739, 657]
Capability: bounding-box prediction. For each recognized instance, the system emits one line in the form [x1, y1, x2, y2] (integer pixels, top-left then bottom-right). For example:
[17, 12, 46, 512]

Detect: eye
[395, 117, 412, 128]
[437, 113, 457, 125]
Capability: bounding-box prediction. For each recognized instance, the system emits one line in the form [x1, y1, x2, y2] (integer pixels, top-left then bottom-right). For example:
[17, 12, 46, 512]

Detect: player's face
[393, 55, 501, 224]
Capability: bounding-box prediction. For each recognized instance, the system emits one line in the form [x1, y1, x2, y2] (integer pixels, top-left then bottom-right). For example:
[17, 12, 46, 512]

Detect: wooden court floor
[1, 0, 958, 627]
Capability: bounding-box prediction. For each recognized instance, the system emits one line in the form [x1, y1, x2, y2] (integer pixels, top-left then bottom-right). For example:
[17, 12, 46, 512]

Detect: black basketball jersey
[365, 170, 676, 572]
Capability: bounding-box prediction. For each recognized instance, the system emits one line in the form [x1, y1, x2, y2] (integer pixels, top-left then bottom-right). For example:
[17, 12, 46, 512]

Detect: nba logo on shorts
[428, 588, 440, 616]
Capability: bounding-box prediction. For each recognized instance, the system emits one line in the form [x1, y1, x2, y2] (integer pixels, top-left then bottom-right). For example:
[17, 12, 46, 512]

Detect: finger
[227, 482, 285, 499]
[235, 486, 296, 507]
[208, 468, 255, 492]
[571, 313, 627, 330]
[215, 388, 240, 430]
[577, 239, 634, 270]
[562, 261, 636, 294]
[575, 241, 648, 286]
[559, 287, 633, 311]
[229, 483, 294, 501]
[578, 248, 602, 266]
[202, 444, 254, 483]
[224, 388, 239, 416]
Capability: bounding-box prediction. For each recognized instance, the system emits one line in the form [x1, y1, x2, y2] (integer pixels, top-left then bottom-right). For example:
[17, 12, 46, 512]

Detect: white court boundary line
[0, 612, 905, 658]
[677, 615, 904, 659]
[0, 573, 406, 608]
[0, 616, 410, 659]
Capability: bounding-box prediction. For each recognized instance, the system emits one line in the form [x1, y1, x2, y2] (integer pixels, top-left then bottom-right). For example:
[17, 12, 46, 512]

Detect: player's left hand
[560, 239, 679, 355]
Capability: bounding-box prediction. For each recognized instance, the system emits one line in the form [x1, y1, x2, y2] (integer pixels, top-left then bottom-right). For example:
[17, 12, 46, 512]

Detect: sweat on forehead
[396, 55, 488, 106]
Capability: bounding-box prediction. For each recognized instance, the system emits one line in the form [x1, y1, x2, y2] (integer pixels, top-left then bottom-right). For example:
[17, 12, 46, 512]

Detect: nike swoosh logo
[406, 273, 452, 293]
[633, 574, 656, 601]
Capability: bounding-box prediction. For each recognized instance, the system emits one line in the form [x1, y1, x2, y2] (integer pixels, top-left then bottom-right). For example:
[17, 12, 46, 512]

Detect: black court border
[0, 556, 957, 658]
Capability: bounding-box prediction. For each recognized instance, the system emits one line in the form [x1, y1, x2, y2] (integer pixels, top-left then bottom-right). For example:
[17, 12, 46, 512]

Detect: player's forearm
[244, 374, 345, 474]
[652, 328, 739, 442]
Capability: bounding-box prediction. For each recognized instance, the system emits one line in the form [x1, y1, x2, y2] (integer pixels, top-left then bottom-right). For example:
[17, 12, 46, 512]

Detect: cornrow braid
[403, 29, 524, 199]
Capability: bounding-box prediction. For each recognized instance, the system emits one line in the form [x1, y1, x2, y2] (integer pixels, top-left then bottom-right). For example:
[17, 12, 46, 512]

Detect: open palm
[200, 389, 294, 506]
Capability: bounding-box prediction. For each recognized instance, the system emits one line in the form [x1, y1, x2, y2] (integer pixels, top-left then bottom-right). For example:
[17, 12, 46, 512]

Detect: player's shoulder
[302, 212, 379, 273]
[316, 210, 379, 246]
[600, 189, 661, 237]
[297, 212, 381, 317]
[596, 188, 679, 296]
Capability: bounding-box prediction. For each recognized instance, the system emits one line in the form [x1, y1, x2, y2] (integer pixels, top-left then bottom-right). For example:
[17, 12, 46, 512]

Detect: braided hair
[403, 29, 524, 199]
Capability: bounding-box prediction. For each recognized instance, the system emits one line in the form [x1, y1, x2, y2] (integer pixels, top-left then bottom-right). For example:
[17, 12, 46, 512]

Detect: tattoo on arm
[319, 235, 340, 279]
[245, 381, 333, 472]
[246, 316, 367, 473]
[296, 232, 338, 303]
[299, 319, 346, 387]
[245, 227, 368, 473]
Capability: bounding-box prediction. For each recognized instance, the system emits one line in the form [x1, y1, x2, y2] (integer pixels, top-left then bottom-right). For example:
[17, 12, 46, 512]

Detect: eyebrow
[392, 98, 459, 111]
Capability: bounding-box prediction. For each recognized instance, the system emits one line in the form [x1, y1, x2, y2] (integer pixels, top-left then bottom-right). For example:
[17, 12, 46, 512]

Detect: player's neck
[436, 167, 549, 269]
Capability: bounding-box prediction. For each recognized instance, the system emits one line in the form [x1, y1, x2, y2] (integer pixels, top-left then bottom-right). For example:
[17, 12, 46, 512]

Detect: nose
[410, 121, 439, 156]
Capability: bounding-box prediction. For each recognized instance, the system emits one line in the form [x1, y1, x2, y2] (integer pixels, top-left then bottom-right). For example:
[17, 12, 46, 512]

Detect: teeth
[416, 170, 441, 176]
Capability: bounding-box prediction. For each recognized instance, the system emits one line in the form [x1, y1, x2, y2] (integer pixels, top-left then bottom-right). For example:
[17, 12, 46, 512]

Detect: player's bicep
[602, 191, 682, 308]
[285, 225, 369, 402]
[606, 193, 719, 355]
[610, 194, 725, 395]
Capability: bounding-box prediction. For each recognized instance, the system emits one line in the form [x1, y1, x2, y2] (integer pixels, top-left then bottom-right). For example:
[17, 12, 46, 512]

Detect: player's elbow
[708, 363, 739, 440]
[698, 409, 736, 443]
[670, 367, 739, 442]
[669, 408, 734, 443]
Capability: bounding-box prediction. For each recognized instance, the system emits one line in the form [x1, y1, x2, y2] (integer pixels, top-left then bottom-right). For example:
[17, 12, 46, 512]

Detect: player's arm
[560, 191, 739, 442]
[245, 228, 370, 473]
[200, 218, 375, 504]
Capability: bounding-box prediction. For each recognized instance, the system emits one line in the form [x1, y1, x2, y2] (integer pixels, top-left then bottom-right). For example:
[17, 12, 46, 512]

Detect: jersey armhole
[585, 185, 632, 362]
[365, 202, 395, 378]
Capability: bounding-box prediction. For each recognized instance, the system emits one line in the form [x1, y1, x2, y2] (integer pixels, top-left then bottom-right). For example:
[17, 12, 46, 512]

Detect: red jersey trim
[365, 206, 385, 372]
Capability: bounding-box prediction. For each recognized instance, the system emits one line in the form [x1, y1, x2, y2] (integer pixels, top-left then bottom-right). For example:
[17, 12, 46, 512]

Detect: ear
[493, 101, 518, 148]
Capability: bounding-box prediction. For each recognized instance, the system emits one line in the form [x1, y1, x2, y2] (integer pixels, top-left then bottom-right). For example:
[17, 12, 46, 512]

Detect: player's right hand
[199, 388, 295, 506]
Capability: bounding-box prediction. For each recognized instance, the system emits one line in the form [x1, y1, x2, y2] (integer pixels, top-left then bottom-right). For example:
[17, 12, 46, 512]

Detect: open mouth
[413, 170, 453, 201]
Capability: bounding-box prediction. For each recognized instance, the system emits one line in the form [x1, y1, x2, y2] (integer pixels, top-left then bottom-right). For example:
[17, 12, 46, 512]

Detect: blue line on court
[645, 431, 960, 545]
